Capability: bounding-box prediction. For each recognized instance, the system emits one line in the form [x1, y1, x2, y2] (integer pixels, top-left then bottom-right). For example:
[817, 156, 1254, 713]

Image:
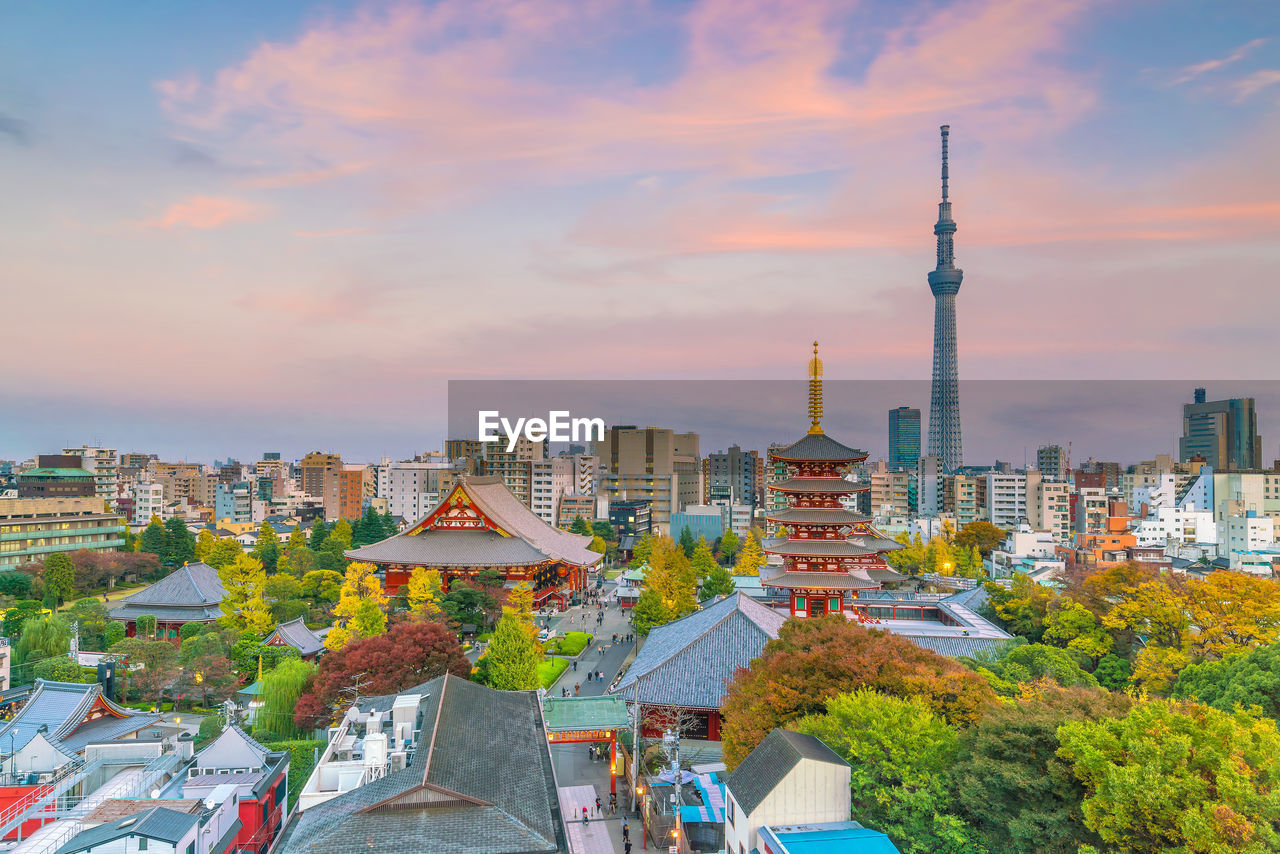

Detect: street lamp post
[636, 785, 647, 850]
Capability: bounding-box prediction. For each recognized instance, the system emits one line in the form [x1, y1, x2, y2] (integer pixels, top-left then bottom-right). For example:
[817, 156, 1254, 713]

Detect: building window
[139, 840, 148, 851]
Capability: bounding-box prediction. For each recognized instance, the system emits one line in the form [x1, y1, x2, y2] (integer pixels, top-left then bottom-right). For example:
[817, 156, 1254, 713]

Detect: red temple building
[761, 343, 904, 617]
[345, 475, 601, 605]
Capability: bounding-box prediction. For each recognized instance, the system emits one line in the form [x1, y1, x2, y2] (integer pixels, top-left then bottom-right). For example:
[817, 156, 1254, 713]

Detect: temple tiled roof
[109, 562, 225, 623]
[761, 538, 876, 558]
[265, 617, 325, 657]
[0, 680, 163, 757]
[611, 593, 784, 710]
[280, 674, 563, 854]
[764, 508, 870, 525]
[760, 570, 882, 590]
[768, 477, 868, 494]
[346, 476, 601, 569]
[848, 532, 905, 552]
[770, 433, 867, 462]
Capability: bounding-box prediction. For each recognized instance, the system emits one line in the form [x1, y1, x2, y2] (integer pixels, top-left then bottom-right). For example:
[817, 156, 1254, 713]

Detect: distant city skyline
[3, 1, 1278, 456]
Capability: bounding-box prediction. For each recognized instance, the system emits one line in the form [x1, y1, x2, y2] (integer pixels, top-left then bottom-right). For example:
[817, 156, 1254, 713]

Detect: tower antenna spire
[927, 124, 963, 473]
[940, 124, 949, 202]
[807, 341, 824, 435]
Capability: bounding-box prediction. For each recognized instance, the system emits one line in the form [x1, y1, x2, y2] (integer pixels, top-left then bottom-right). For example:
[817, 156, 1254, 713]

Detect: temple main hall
[345, 475, 601, 605]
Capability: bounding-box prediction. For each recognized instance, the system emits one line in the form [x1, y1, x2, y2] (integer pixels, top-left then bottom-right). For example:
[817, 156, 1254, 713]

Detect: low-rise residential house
[723, 729, 861, 854]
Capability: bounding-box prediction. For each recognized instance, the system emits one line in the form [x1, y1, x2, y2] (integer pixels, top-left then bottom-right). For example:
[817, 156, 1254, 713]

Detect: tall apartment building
[986, 470, 1041, 530]
[869, 460, 914, 520]
[375, 460, 458, 521]
[1180, 387, 1262, 471]
[1028, 478, 1071, 541]
[764, 443, 790, 517]
[215, 482, 253, 525]
[888, 407, 921, 470]
[62, 446, 118, 506]
[300, 452, 342, 520]
[1074, 487, 1109, 536]
[943, 474, 982, 526]
[595, 426, 699, 532]
[1036, 445, 1067, 481]
[530, 457, 573, 526]
[0, 497, 126, 568]
[130, 482, 165, 525]
[570, 454, 600, 496]
[702, 445, 759, 509]
[338, 464, 372, 521]
[917, 454, 943, 516]
[480, 436, 542, 507]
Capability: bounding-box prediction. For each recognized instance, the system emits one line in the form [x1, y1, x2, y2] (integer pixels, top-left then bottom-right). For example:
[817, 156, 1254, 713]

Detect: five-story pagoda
[761, 343, 903, 617]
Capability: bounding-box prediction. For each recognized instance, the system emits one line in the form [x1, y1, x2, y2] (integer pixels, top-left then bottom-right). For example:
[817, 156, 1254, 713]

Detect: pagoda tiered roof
[770, 433, 867, 463]
[765, 507, 870, 525]
[769, 477, 868, 494]
[761, 538, 877, 558]
[109, 562, 226, 623]
[760, 569, 882, 591]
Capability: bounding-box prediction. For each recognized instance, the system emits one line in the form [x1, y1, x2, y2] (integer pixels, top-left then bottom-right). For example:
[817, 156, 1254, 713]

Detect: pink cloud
[147, 195, 266, 229]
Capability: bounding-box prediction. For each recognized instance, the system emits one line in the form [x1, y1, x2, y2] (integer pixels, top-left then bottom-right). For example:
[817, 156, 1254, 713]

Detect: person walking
[624, 840, 632, 854]
[582, 806, 589, 825]
[572, 659, 577, 671]
[574, 683, 580, 696]
[594, 795, 602, 816]
[622, 820, 629, 842]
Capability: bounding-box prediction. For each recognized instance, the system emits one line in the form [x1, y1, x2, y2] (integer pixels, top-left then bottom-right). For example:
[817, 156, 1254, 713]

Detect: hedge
[537, 657, 569, 689]
[263, 739, 326, 811]
[549, 632, 593, 657]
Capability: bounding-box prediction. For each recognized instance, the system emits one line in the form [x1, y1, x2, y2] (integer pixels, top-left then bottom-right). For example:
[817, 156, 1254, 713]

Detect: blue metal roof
[762, 821, 901, 854]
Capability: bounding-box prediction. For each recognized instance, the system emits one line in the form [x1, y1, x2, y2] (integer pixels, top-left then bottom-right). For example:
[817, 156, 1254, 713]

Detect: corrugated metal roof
[56, 806, 199, 853]
[727, 729, 848, 815]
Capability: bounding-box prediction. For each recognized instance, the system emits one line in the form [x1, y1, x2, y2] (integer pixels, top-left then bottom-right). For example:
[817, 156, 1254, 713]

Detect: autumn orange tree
[719, 615, 997, 767]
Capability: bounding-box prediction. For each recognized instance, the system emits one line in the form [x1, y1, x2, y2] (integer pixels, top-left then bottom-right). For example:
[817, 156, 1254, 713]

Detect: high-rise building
[925, 126, 964, 473]
[888, 407, 921, 470]
[0, 497, 126, 568]
[16, 455, 96, 498]
[1180, 387, 1262, 470]
[338, 464, 372, 520]
[300, 452, 342, 519]
[63, 446, 119, 506]
[595, 426, 699, 531]
[1037, 445, 1067, 480]
[702, 445, 759, 509]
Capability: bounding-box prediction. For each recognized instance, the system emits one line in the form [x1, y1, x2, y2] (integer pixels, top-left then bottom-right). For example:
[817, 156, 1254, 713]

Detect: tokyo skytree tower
[926, 125, 963, 473]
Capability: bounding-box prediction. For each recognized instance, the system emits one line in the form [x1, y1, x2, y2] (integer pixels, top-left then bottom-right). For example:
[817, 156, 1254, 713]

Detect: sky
[2, 0, 1278, 463]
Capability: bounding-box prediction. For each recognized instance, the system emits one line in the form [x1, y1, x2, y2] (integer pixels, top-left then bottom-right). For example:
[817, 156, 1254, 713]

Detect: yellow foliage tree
[194, 529, 216, 562]
[405, 567, 444, 620]
[646, 535, 698, 621]
[217, 553, 273, 635]
[325, 562, 388, 651]
[733, 530, 767, 577]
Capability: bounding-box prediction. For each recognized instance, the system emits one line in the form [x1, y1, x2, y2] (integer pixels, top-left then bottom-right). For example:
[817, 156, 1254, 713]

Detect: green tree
[962, 642, 1098, 698]
[592, 521, 614, 541]
[631, 589, 670, 637]
[569, 516, 592, 536]
[733, 530, 766, 576]
[628, 534, 652, 570]
[982, 576, 1054, 642]
[328, 519, 354, 552]
[257, 657, 317, 739]
[109, 635, 178, 707]
[1043, 601, 1113, 661]
[135, 613, 158, 639]
[1093, 653, 1132, 691]
[886, 532, 926, 575]
[794, 689, 983, 854]
[105, 620, 127, 648]
[178, 631, 238, 706]
[43, 553, 75, 604]
[67, 598, 112, 651]
[205, 537, 243, 569]
[163, 517, 196, 566]
[1173, 641, 1280, 718]
[15, 613, 72, 667]
[251, 522, 282, 571]
[690, 537, 716, 581]
[218, 553, 273, 635]
[1058, 699, 1280, 854]
[700, 563, 736, 600]
[678, 525, 696, 558]
[300, 570, 343, 603]
[483, 609, 542, 690]
[310, 518, 330, 551]
[952, 684, 1131, 854]
[33, 658, 95, 683]
[139, 516, 167, 559]
[718, 529, 740, 564]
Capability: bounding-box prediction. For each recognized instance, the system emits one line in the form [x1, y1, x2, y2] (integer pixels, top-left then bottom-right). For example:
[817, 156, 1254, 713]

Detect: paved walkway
[546, 582, 637, 699]
[558, 784, 627, 854]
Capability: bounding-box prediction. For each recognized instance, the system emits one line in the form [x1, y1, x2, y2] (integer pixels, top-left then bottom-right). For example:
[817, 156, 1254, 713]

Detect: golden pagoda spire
[807, 340, 824, 434]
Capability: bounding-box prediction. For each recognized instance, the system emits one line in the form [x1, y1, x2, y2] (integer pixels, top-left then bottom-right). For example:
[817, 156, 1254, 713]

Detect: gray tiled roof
[56, 806, 199, 853]
[770, 433, 867, 462]
[904, 634, 1011, 657]
[346, 529, 549, 567]
[727, 729, 849, 815]
[760, 570, 882, 590]
[280, 674, 563, 854]
[764, 508, 870, 525]
[0, 680, 161, 757]
[266, 618, 325, 657]
[761, 538, 875, 557]
[612, 593, 784, 709]
[109, 562, 226, 623]
[769, 477, 867, 494]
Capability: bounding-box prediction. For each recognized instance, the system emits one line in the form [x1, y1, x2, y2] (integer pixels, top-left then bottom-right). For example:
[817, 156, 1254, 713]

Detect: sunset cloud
[147, 195, 266, 229]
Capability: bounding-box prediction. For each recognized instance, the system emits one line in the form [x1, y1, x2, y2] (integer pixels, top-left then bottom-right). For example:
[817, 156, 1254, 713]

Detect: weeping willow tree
[15, 613, 72, 672]
[256, 657, 317, 740]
